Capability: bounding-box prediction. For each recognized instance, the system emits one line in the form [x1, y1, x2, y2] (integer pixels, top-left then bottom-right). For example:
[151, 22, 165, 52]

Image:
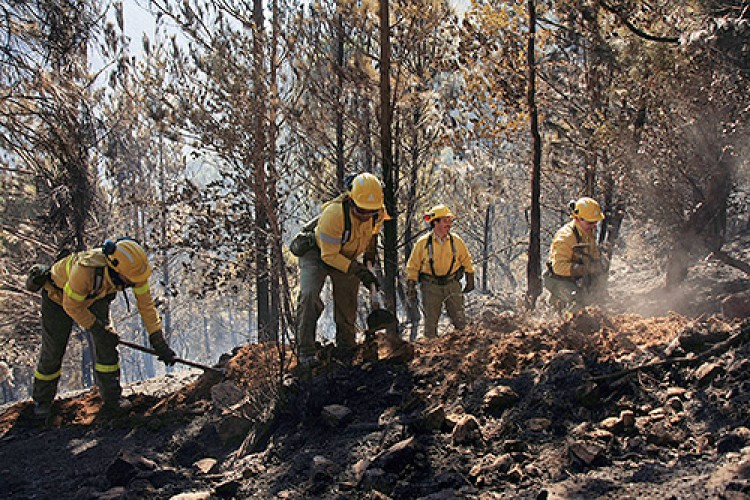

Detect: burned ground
[2, 236, 750, 499]
[1, 304, 748, 499]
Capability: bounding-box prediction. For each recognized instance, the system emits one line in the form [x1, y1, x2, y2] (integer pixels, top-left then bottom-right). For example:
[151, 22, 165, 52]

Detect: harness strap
[341, 198, 352, 246]
[546, 223, 586, 278]
[340, 197, 377, 246]
[427, 233, 456, 278]
[88, 267, 104, 299]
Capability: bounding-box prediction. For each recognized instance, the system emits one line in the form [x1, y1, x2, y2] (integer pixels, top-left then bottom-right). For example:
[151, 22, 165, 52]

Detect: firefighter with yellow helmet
[405, 204, 475, 339]
[544, 197, 609, 311]
[295, 172, 387, 367]
[30, 238, 176, 417]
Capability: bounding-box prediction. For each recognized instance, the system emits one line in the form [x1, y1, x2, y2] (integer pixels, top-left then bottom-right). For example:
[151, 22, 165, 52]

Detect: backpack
[289, 198, 375, 257]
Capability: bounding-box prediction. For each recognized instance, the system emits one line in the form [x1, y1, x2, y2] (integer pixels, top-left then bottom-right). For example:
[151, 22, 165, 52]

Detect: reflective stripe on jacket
[44, 249, 162, 333]
[315, 198, 385, 273]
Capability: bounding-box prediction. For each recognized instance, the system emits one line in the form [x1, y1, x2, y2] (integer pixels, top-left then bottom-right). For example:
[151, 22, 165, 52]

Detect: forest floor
[1, 237, 750, 499]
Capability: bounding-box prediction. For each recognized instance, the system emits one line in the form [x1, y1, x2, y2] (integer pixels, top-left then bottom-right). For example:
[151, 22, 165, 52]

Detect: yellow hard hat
[349, 173, 385, 211]
[569, 197, 605, 222]
[424, 204, 455, 223]
[103, 239, 153, 283]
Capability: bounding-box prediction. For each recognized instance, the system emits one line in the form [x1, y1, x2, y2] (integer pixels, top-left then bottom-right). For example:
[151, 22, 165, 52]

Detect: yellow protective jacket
[315, 196, 385, 273]
[548, 220, 601, 277]
[406, 231, 475, 282]
[43, 250, 162, 334]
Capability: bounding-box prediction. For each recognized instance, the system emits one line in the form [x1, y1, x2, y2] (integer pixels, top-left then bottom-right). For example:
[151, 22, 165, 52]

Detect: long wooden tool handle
[367, 262, 382, 309]
[118, 339, 223, 373]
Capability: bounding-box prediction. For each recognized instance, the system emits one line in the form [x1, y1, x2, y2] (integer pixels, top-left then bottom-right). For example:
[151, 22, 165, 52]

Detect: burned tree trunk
[665, 162, 730, 288]
[525, 0, 543, 308]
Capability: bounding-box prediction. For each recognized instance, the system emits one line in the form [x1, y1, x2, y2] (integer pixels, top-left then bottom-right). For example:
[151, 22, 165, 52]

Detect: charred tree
[666, 160, 731, 288]
[380, 0, 398, 312]
[252, 0, 274, 343]
[525, 0, 543, 308]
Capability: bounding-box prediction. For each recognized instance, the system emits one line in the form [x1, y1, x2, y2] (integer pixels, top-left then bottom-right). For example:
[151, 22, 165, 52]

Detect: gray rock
[422, 405, 446, 432]
[646, 421, 686, 447]
[214, 479, 241, 498]
[106, 450, 156, 487]
[371, 436, 419, 474]
[451, 415, 483, 446]
[721, 291, 750, 320]
[695, 362, 724, 386]
[469, 453, 513, 481]
[568, 440, 606, 467]
[311, 455, 339, 480]
[216, 415, 253, 446]
[169, 492, 212, 500]
[321, 404, 353, 427]
[482, 386, 519, 416]
[192, 458, 217, 474]
[620, 410, 636, 428]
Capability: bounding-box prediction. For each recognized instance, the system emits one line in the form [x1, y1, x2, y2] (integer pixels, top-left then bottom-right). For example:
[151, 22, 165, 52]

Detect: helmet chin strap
[110, 270, 127, 287]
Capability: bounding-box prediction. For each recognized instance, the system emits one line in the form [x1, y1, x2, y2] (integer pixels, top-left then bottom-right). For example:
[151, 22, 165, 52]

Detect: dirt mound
[0, 309, 748, 499]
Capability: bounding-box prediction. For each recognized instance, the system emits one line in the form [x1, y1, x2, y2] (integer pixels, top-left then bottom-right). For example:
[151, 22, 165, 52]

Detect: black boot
[101, 397, 132, 415]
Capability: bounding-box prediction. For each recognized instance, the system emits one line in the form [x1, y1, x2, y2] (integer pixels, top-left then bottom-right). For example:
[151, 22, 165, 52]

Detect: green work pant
[33, 290, 121, 406]
[420, 278, 466, 338]
[296, 250, 360, 357]
[544, 271, 580, 312]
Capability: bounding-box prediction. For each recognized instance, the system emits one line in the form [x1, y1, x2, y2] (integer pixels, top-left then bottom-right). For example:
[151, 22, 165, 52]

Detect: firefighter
[544, 197, 608, 312]
[295, 173, 387, 367]
[31, 238, 176, 417]
[405, 204, 475, 339]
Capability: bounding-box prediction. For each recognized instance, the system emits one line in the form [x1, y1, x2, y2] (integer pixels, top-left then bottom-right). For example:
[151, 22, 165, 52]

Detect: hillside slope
[1, 305, 748, 499]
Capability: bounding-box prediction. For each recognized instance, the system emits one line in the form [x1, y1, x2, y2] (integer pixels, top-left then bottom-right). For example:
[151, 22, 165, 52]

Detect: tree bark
[335, 13, 346, 188]
[666, 159, 731, 288]
[525, 0, 543, 308]
[253, 0, 273, 342]
[483, 204, 494, 292]
[379, 0, 398, 313]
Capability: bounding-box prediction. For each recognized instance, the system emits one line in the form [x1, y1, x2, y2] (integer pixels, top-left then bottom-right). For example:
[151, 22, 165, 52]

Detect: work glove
[149, 330, 177, 366]
[89, 320, 119, 342]
[350, 261, 380, 290]
[25, 264, 51, 292]
[463, 272, 475, 293]
[570, 263, 586, 278]
[582, 254, 605, 275]
[571, 257, 604, 278]
[406, 280, 418, 308]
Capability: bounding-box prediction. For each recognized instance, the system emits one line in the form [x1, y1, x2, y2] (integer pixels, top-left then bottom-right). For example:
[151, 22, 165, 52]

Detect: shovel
[118, 339, 225, 374]
[365, 263, 398, 333]
[360, 265, 397, 363]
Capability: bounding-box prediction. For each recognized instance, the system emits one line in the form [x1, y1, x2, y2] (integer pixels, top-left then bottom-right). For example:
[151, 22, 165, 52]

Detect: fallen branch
[589, 324, 750, 382]
[708, 249, 750, 276]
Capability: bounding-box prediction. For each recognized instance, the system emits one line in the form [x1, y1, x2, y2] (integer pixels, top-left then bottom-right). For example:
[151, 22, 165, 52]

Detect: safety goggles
[352, 205, 379, 218]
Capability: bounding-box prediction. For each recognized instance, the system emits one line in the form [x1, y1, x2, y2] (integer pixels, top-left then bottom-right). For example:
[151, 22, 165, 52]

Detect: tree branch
[598, 0, 680, 43]
[709, 249, 750, 276]
[590, 324, 750, 382]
